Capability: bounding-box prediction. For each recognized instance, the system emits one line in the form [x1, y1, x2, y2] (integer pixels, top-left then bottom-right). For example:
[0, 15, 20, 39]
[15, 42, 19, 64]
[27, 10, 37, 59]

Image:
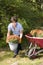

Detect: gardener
[6, 16, 23, 58]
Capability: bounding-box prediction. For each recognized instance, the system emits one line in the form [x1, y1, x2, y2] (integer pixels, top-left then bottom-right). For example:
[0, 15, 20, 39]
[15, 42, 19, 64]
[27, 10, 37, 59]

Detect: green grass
[0, 48, 43, 65]
[0, 37, 43, 65]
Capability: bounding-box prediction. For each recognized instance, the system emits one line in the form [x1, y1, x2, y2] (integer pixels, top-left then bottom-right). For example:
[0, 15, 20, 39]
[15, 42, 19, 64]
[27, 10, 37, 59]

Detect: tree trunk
[41, 3, 43, 10]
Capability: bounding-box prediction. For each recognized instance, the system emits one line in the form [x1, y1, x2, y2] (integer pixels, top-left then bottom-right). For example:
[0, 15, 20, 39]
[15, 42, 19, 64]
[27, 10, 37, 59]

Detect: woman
[6, 16, 23, 58]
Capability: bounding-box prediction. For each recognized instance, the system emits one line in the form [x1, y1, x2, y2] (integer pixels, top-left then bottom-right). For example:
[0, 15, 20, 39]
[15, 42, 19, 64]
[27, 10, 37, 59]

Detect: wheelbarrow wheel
[28, 47, 36, 58]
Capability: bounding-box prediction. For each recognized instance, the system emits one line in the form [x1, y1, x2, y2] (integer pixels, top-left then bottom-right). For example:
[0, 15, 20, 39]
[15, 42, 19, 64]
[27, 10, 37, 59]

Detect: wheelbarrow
[25, 34, 43, 58]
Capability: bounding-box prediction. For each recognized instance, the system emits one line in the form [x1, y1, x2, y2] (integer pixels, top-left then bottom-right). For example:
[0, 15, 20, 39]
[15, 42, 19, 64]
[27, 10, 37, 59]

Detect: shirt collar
[16, 22, 18, 27]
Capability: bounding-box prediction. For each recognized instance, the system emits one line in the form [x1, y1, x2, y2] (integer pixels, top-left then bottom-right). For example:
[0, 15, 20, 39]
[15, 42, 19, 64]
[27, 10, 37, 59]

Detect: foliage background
[0, 0, 43, 47]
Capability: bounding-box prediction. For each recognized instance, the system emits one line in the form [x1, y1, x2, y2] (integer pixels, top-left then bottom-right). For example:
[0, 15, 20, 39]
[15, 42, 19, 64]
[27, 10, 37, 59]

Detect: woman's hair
[10, 16, 18, 22]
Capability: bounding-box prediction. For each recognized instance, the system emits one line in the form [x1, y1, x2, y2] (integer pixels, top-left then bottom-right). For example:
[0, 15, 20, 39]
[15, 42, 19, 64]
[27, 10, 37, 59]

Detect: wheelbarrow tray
[25, 34, 43, 48]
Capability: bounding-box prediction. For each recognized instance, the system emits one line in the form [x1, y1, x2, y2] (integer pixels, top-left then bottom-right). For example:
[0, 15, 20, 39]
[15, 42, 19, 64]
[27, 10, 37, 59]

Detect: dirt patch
[39, 63, 43, 65]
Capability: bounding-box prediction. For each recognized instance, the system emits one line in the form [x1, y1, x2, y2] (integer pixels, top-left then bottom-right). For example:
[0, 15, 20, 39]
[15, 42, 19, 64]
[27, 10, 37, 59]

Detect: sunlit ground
[0, 48, 43, 65]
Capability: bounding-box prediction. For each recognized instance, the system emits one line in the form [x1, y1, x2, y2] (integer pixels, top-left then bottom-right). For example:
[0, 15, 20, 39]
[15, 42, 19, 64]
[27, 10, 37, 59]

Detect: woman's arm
[6, 30, 11, 43]
[19, 30, 23, 43]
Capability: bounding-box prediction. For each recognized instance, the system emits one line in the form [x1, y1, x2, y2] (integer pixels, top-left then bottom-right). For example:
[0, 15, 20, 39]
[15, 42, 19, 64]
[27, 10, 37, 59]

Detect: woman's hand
[19, 38, 22, 43]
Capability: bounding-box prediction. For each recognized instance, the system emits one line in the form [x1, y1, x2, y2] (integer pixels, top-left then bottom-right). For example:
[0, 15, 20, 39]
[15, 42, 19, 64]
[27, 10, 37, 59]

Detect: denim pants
[9, 42, 18, 54]
[9, 42, 22, 55]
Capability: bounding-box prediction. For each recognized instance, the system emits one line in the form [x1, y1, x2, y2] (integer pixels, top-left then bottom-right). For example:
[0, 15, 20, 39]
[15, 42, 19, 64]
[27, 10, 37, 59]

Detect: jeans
[9, 42, 22, 55]
[9, 42, 18, 54]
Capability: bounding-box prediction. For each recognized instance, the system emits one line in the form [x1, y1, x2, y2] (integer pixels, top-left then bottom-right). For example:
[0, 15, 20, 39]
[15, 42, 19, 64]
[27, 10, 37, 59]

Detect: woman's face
[11, 17, 17, 28]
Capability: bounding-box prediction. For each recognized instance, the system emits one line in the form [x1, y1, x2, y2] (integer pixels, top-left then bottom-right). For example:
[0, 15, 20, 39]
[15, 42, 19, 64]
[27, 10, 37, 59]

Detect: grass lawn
[0, 48, 43, 65]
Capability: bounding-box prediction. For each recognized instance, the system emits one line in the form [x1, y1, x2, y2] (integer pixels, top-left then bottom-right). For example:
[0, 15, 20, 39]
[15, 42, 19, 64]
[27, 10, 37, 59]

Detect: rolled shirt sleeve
[19, 24, 23, 32]
[8, 24, 11, 32]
